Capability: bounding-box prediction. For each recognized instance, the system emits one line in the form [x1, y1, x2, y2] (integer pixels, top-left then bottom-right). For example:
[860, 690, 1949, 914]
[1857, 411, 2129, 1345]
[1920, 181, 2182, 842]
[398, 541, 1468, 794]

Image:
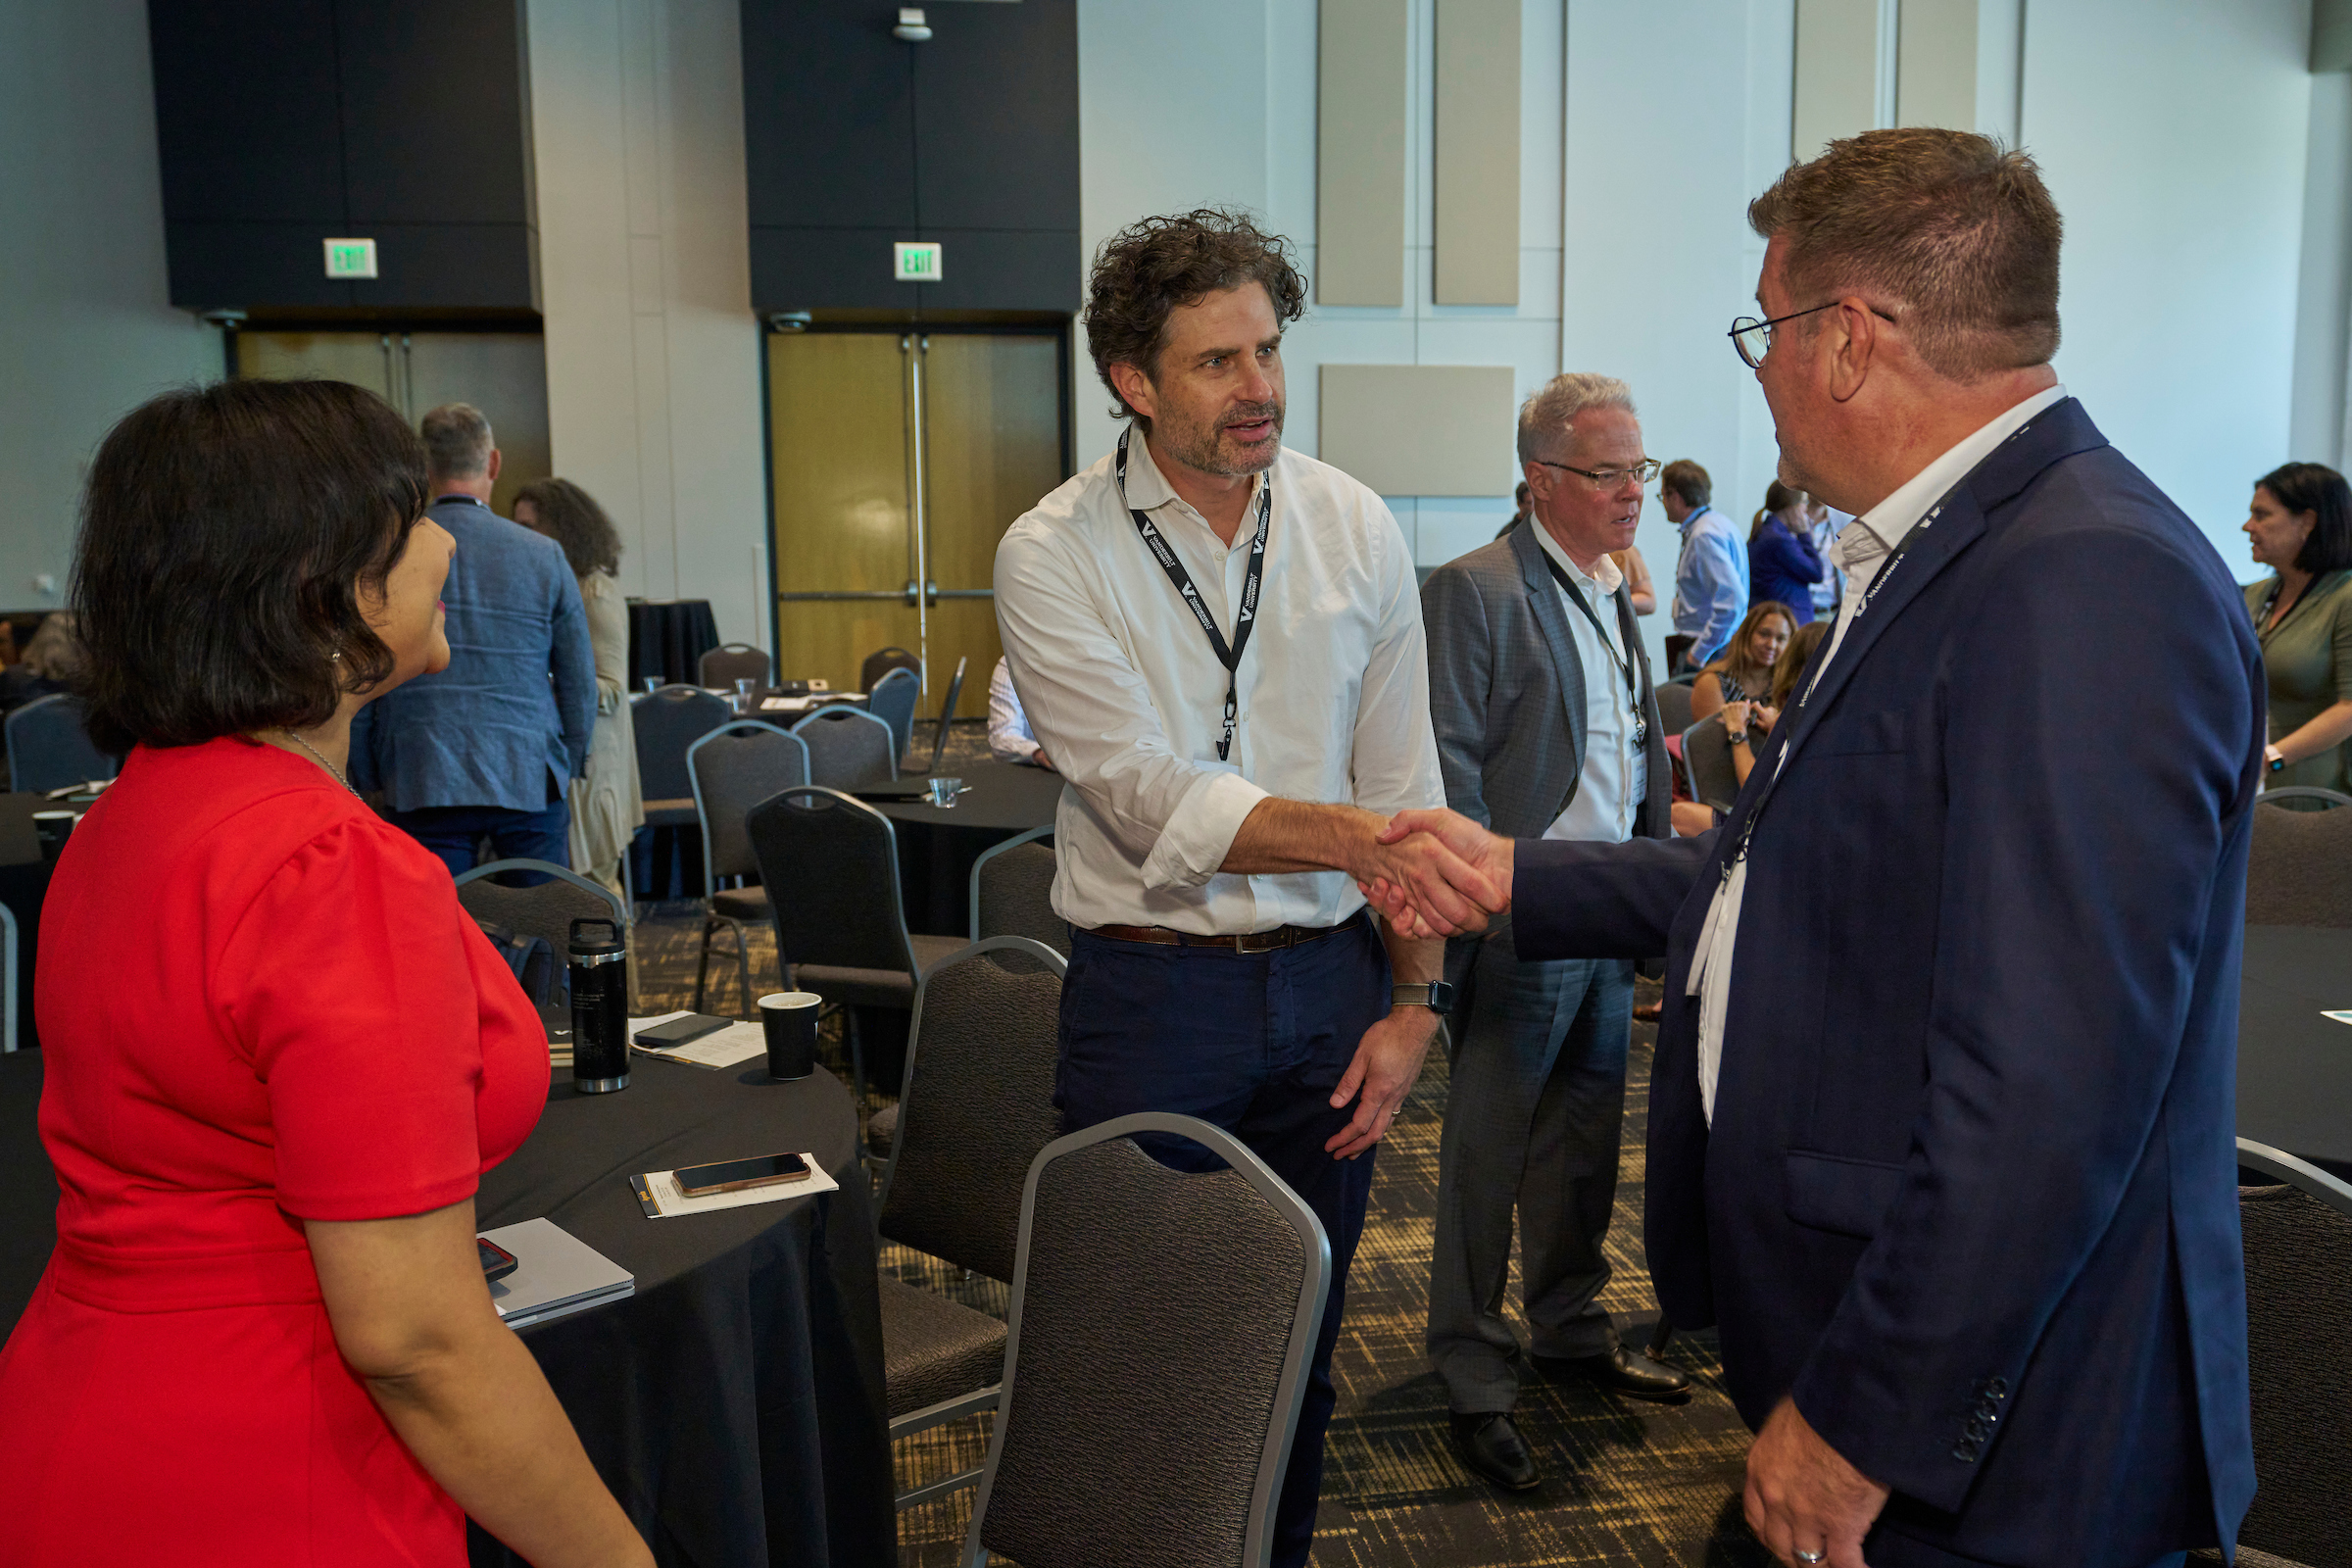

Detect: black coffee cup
[757, 992, 820, 1080]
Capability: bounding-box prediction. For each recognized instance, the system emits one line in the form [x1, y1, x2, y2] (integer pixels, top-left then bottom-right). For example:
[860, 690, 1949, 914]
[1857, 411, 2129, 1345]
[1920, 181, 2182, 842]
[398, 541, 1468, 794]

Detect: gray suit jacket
[1421, 521, 1671, 842]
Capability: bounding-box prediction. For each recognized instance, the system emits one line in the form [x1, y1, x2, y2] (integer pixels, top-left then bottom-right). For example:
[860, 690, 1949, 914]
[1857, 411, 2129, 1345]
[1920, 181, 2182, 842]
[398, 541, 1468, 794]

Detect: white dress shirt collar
[1119, 426, 1269, 551]
[1529, 519, 1626, 598]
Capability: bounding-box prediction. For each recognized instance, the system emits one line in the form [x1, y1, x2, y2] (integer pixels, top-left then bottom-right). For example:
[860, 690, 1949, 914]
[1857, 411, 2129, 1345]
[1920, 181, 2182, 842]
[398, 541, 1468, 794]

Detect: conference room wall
[0, 0, 220, 619]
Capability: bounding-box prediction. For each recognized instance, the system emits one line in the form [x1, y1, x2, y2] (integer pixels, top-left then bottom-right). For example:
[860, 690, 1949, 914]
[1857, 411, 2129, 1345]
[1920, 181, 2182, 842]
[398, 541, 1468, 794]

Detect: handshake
[1357, 808, 1516, 939]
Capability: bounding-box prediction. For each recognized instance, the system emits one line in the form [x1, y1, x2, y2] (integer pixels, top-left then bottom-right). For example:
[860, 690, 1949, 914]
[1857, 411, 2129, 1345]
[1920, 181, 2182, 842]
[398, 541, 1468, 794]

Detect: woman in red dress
[0, 379, 652, 1568]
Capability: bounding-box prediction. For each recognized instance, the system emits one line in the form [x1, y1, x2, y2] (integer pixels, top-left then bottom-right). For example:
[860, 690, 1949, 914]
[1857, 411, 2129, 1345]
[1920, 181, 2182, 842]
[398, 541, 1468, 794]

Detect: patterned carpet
[631, 721, 1773, 1566]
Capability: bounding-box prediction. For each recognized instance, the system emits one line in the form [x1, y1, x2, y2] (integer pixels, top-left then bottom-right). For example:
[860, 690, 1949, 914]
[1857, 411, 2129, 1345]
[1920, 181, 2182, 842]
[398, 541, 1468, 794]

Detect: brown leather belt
[1088, 922, 1351, 955]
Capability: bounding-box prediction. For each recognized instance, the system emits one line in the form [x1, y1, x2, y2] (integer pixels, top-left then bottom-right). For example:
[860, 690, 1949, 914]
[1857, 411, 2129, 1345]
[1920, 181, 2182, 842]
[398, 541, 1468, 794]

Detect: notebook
[478, 1217, 635, 1330]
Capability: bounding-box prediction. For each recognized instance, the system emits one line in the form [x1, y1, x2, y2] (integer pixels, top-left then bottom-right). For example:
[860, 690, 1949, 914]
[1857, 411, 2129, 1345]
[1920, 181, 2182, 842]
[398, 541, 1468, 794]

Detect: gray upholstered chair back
[793, 706, 899, 787]
[877, 938, 1066, 1280]
[2233, 1139, 2352, 1566]
[1653, 679, 1694, 739]
[961, 1113, 1331, 1568]
[455, 859, 628, 956]
[631, 684, 730, 802]
[687, 721, 809, 887]
[698, 642, 770, 690]
[0, 900, 16, 1054]
[745, 785, 917, 977]
[968, 827, 1065, 966]
[861, 645, 921, 692]
[6, 695, 117, 795]
[2257, 785, 2352, 811]
[2246, 797, 2352, 927]
[1681, 714, 1740, 811]
[866, 665, 920, 762]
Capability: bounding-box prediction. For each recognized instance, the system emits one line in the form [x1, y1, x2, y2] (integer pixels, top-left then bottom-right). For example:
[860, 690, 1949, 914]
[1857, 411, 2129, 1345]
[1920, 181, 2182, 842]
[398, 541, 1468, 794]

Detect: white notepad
[629, 1157, 840, 1218]
[479, 1217, 635, 1329]
[627, 1009, 770, 1069]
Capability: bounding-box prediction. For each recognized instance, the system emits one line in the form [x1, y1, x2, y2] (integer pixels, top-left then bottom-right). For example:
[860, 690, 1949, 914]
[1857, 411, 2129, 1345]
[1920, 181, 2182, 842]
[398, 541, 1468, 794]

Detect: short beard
[1153, 397, 1285, 478]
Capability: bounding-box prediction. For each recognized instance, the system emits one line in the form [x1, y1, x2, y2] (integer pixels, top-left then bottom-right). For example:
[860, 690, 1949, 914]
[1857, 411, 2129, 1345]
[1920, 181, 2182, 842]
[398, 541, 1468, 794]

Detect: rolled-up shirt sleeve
[996, 522, 1269, 887]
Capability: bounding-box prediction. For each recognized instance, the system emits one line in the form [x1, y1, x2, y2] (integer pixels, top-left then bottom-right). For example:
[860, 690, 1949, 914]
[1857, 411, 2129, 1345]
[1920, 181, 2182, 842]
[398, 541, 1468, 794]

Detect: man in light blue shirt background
[1662, 459, 1747, 671]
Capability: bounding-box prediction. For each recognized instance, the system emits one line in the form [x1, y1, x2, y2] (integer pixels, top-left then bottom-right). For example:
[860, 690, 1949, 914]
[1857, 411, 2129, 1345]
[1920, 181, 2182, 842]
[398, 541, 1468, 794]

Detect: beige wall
[527, 0, 770, 653]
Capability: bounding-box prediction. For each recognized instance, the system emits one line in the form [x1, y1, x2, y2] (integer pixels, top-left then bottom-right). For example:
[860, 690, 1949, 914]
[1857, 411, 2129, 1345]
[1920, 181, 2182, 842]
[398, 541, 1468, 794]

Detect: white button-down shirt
[994, 429, 1445, 934]
[1689, 384, 2068, 1122]
[1529, 524, 1649, 844]
[986, 656, 1041, 763]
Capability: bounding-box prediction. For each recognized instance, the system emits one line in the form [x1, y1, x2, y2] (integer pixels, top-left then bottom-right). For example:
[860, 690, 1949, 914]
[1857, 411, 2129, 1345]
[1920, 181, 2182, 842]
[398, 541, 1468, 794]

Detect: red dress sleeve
[216, 818, 494, 1222]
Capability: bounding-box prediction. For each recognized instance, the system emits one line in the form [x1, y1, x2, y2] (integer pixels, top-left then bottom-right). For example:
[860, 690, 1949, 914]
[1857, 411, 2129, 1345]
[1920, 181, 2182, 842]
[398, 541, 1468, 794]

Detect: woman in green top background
[2242, 461, 2352, 793]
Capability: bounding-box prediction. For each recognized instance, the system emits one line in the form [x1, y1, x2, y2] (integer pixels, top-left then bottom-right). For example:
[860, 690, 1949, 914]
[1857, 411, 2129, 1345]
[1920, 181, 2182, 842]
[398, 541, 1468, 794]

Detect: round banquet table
[869, 759, 1064, 938]
[2235, 924, 2352, 1179]
[0, 1052, 893, 1568]
[627, 598, 721, 690]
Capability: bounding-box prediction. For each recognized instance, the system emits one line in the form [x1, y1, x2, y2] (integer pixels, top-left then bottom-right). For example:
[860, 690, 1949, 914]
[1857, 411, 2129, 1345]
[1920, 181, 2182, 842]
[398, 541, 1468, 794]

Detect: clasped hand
[1359, 809, 1514, 940]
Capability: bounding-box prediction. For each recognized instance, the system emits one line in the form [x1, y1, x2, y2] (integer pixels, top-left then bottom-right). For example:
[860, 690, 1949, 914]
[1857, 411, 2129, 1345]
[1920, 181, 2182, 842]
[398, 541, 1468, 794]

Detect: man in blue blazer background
[1369, 129, 2259, 1567]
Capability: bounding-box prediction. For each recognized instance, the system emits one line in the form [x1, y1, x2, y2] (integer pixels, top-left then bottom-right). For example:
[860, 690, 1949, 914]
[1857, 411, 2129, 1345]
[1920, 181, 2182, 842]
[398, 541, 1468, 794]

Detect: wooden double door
[765, 330, 1064, 700]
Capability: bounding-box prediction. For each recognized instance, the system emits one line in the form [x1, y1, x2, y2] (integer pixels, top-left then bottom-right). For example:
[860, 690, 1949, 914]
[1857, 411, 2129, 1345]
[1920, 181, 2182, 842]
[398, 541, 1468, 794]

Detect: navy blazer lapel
[1770, 397, 2107, 770]
[1512, 523, 1589, 769]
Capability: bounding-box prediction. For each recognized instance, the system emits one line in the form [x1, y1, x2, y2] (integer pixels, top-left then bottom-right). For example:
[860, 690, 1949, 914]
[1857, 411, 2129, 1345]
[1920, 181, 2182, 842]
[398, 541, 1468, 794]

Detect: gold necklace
[280, 730, 360, 798]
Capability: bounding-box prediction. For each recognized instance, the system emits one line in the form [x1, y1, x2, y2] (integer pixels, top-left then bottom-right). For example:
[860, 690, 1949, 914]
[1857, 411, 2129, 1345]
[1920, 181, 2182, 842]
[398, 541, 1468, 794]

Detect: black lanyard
[1114, 428, 1271, 762]
[1539, 552, 1647, 748]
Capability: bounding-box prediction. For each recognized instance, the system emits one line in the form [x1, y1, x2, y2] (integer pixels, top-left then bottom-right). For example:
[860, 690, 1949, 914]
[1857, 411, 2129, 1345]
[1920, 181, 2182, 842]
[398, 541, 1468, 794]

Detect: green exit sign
[893, 240, 943, 283]
[323, 238, 378, 279]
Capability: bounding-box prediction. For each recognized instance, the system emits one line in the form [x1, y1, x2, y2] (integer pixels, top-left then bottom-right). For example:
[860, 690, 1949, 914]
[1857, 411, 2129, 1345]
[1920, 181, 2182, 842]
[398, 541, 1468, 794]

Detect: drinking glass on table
[733, 677, 758, 713]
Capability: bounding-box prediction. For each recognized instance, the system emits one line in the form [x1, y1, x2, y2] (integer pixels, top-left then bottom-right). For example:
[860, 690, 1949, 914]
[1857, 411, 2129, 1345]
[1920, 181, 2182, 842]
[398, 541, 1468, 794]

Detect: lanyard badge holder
[1541, 554, 1648, 748]
[1115, 427, 1271, 762]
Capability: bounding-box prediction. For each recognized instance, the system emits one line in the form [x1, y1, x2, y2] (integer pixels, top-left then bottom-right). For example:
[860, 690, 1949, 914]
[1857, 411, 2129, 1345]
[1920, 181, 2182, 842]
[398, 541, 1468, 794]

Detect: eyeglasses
[1531, 457, 1661, 489]
[1728, 300, 1898, 368]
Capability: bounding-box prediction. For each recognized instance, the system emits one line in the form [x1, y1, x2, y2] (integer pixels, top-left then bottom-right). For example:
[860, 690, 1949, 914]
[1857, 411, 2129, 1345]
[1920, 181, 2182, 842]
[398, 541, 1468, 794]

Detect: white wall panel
[1433, 0, 1521, 304]
[1320, 364, 1516, 494]
[1319, 0, 1410, 305]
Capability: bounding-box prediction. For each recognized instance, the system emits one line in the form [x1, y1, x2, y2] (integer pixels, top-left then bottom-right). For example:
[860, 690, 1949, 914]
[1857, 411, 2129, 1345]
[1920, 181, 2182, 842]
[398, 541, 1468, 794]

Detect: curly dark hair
[1083, 208, 1307, 425]
[513, 476, 622, 578]
[73, 378, 425, 754]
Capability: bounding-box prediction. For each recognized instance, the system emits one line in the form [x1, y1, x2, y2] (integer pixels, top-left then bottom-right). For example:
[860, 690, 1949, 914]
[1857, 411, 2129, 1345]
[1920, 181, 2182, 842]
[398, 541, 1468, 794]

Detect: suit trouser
[1427, 930, 1633, 1413]
[1054, 917, 1387, 1568]
[387, 797, 570, 883]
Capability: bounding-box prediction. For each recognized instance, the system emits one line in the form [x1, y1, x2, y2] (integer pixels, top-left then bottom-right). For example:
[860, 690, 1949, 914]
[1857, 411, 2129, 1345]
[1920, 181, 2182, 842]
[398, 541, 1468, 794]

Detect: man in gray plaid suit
[1422, 373, 1690, 1492]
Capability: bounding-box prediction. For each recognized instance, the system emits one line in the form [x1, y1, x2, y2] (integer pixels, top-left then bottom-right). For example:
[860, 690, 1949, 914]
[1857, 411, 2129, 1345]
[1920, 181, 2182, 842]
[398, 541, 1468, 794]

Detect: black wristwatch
[1391, 982, 1456, 1016]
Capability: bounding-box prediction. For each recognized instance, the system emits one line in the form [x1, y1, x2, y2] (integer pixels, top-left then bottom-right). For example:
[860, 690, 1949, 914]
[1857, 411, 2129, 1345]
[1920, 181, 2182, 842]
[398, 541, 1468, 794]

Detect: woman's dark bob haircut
[2256, 461, 2352, 577]
[73, 378, 427, 755]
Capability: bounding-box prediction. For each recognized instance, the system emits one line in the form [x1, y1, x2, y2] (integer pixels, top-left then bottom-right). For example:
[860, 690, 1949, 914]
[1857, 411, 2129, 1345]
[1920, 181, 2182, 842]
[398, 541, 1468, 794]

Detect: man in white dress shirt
[1418, 374, 1690, 1494]
[1363, 131, 2259, 1567]
[984, 656, 1049, 766]
[994, 209, 1502, 1566]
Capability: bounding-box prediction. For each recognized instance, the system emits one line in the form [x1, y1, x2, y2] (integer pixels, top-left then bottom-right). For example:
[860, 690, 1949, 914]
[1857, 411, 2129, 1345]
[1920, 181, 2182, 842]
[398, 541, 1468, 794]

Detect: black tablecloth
[2237, 925, 2352, 1177]
[0, 1052, 892, 1568]
[628, 600, 721, 690]
[872, 760, 1063, 938]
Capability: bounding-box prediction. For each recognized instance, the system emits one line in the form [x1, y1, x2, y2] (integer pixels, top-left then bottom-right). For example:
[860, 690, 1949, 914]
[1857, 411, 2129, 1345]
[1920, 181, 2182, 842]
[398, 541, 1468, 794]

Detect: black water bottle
[568, 917, 630, 1094]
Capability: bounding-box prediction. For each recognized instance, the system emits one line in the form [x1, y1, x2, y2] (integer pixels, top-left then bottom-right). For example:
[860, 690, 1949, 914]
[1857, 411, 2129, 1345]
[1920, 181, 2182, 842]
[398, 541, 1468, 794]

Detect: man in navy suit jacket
[1370, 130, 2259, 1567]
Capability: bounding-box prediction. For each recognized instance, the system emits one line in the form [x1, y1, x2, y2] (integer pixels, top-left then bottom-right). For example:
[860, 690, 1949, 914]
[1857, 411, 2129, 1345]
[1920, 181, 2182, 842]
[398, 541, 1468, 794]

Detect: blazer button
[1951, 1441, 1980, 1463]
[1987, 1377, 2008, 1398]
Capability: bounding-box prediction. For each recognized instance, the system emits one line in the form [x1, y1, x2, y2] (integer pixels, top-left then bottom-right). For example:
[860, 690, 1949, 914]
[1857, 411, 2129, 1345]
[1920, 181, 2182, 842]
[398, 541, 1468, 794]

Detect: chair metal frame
[957, 1111, 1333, 1568]
[685, 720, 810, 1015]
[1, 900, 17, 1054]
[866, 663, 921, 762]
[453, 858, 633, 1005]
[2237, 1136, 2352, 1218]
[790, 705, 901, 783]
[877, 936, 1068, 1509]
[6, 693, 116, 796]
[1681, 713, 1740, 811]
[966, 824, 1054, 941]
[2257, 786, 2352, 811]
[698, 641, 771, 690]
[861, 644, 921, 693]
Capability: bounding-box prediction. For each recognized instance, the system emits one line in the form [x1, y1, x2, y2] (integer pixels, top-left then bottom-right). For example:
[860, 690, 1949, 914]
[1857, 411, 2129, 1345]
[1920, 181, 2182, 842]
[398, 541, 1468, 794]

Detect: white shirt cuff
[1140, 768, 1271, 891]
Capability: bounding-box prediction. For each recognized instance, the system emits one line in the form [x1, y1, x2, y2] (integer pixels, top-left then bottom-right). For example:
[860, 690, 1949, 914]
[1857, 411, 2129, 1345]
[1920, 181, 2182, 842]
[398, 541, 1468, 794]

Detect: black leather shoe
[1449, 1411, 1543, 1491]
[1535, 1345, 1693, 1403]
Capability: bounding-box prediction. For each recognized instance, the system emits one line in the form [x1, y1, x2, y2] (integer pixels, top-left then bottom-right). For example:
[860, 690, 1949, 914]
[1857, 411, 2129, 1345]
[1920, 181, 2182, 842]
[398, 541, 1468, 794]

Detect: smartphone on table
[671, 1152, 812, 1200]
[477, 1237, 519, 1283]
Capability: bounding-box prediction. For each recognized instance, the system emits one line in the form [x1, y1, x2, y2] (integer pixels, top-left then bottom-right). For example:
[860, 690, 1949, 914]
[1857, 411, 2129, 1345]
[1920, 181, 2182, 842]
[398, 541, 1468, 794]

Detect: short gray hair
[419, 402, 493, 479]
[1516, 373, 1636, 464]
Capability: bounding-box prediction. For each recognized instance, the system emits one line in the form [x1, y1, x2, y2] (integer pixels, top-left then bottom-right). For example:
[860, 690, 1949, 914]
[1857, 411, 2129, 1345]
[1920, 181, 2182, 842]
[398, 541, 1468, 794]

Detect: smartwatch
[1392, 982, 1456, 1016]
[2268, 752, 2287, 773]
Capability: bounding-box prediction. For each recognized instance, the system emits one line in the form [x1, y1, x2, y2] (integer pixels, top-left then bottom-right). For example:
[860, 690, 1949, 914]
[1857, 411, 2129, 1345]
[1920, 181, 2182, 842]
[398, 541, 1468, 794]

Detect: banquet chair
[2246, 795, 2352, 927]
[969, 827, 1062, 956]
[1653, 679, 1695, 741]
[745, 787, 963, 1140]
[1, 901, 17, 1054]
[861, 645, 921, 693]
[2257, 785, 2352, 810]
[6, 694, 117, 795]
[454, 859, 632, 1009]
[873, 937, 1067, 1508]
[957, 1112, 1331, 1568]
[697, 642, 770, 691]
[791, 707, 898, 789]
[865, 665, 920, 764]
[1681, 714, 1741, 812]
[684, 721, 809, 1015]
[630, 685, 730, 899]
[2220, 1139, 2352, 1568]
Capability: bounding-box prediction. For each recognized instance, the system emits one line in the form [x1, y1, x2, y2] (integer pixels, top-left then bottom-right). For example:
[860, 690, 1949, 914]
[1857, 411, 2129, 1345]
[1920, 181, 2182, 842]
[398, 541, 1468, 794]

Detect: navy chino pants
[386, 797, 570, 883]
[1055, 915, 1390, 1568]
